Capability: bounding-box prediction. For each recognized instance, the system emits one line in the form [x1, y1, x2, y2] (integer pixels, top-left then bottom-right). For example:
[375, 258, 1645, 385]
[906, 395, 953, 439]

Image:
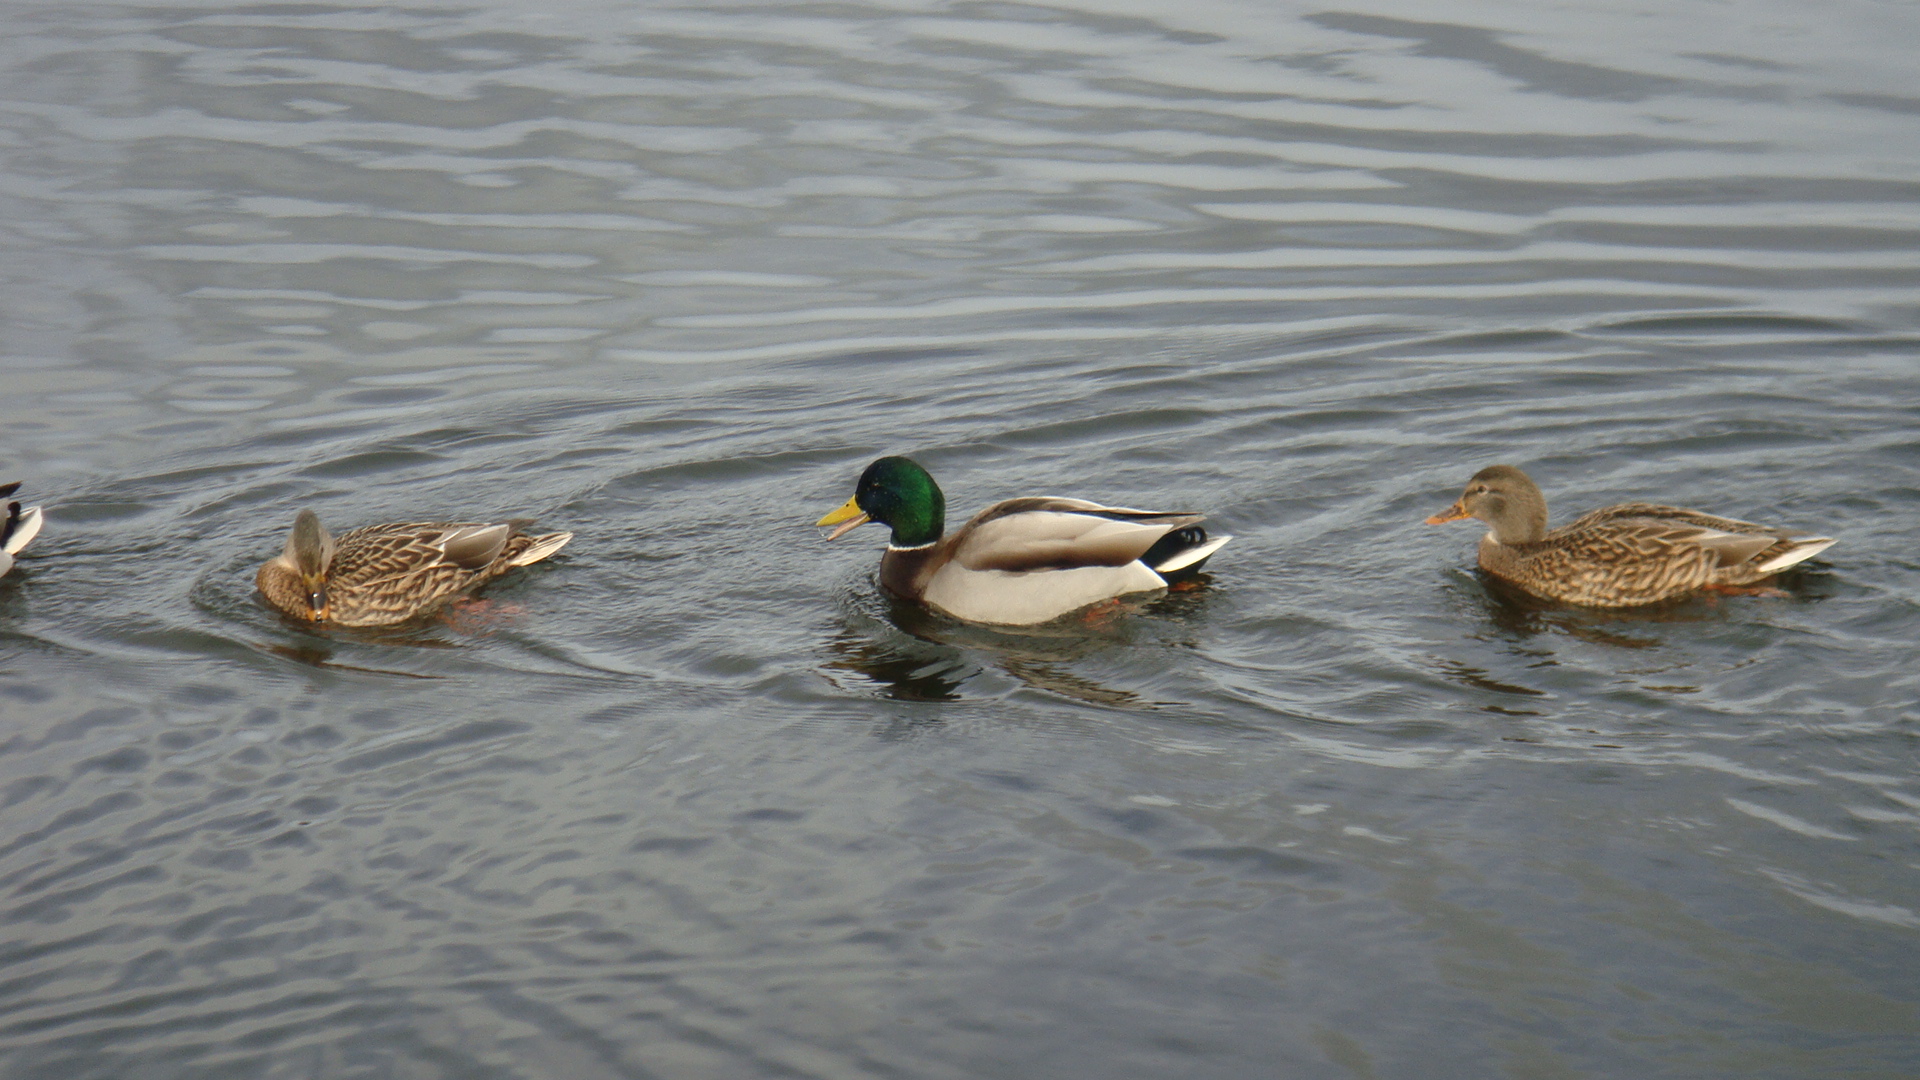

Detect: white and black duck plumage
[0, 482, 44, 579]
[817, 456, 1230, 626]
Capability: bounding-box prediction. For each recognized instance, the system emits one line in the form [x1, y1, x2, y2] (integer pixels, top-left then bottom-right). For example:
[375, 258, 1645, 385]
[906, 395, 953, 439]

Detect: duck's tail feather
[510, 531, 573, 567]
[1145, 526, 1232, 579]
[2, 502, 43, 556]
[1755, 535, 1836, 574]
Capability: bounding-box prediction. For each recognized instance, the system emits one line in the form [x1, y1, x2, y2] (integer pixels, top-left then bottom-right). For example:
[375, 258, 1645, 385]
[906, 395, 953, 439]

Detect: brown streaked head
[284, 509, 336, 620]
[1425, 465, 1549, 544]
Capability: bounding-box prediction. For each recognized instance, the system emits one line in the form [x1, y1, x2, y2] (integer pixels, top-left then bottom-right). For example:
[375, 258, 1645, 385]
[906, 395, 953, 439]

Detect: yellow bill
[1424, 500, 1470, 525]
[816, 496, 871, 540]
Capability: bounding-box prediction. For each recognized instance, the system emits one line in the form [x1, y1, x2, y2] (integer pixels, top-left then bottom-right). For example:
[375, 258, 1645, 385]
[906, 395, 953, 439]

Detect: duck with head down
[1425, 464, 1835, 607]
[257, 508, 572, 627]
[817, 456, 1231, 626]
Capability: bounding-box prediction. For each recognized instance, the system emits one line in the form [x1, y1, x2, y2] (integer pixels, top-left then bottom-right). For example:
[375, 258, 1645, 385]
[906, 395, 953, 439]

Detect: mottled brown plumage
[1425, 465, 1835, 607]
[257, 509, 571, 627]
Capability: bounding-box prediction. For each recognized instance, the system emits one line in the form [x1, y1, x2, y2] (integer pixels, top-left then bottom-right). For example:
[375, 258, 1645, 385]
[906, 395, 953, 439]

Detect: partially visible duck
[1425, 464, 1835, 607]
[257, 509, 571, 626]
[816, 456, 1230, 626]
[0, 482, 44, 579]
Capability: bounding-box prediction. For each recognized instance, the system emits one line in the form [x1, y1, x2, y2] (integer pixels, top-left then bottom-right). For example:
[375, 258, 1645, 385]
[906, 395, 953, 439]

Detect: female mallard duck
[1, 482, 45, 579]
[816, 456, 1231, 626]
[257, 509, 571, 627]
[1425, 464, 1835, 607]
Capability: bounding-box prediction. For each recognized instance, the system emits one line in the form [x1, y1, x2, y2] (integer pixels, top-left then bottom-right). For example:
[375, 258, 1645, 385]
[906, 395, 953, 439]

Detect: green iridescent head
[816, 455, 946, 547]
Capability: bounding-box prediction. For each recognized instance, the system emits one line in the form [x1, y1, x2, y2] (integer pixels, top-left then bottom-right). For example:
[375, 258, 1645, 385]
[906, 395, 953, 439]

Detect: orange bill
[1424, 501, 1470, 525]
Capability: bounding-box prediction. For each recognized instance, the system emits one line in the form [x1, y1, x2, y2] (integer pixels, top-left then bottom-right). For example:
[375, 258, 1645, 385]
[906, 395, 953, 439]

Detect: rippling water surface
[3, 1, 1918, 1076]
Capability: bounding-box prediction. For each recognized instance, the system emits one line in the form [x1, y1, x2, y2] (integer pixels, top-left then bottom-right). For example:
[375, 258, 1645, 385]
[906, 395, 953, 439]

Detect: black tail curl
[1142, 525, 1214, 579]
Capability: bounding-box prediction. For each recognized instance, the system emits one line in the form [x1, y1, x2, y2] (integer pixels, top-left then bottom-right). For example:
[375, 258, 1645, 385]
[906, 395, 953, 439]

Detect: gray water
[3, 1, 1918, 1077]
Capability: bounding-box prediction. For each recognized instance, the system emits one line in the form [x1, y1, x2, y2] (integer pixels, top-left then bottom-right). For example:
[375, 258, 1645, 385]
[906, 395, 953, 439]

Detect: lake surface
[2, 1, 1917, 1076]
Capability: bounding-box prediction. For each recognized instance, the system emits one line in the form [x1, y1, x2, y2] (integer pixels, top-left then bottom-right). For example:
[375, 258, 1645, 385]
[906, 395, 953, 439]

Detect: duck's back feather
[1560, 503, 1825, 568]
[1560, 502, 1769, 535]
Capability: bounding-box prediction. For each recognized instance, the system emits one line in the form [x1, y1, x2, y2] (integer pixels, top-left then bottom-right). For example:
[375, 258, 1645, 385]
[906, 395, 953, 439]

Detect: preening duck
[0, 482, 45, 579]
[816, 456, 1230, 626]
[257, 509, 571, 627]
[1425, 464, 1835, 607]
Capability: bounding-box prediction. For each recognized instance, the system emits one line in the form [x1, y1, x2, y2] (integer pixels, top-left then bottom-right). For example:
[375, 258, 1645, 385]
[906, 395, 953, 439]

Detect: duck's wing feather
[951, 497, 1203, 573]
[1551, 506, 1765, 559]
[436, 523, 513, 569]
[1562, 502, 1775, 535]
[330, 522, 504, 586]
[1550, 502, 1831, 573]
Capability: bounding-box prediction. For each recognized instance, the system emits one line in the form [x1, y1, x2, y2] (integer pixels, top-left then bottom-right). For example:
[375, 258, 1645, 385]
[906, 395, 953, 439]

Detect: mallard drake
[257, 509, 571, 627]
[816, 456, 1230, 626]
[1425, 464, 1835, 607]
[0, 482, 45, 579]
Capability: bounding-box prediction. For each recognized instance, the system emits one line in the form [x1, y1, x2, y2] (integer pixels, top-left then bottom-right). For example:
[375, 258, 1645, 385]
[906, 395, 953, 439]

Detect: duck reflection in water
[257, 607, 494, 678]
[822, 579, 1219, 709]
[259, 639, 451, 679]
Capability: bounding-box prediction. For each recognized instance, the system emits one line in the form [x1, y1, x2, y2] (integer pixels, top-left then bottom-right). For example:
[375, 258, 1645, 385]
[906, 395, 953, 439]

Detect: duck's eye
[1473, 485, 1488, 494]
